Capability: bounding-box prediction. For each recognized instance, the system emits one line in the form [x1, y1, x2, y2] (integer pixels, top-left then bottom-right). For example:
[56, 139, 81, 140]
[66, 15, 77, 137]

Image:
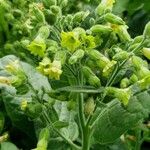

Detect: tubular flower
[81, 35, 96, 49]
[45, 60, 62, 80]
[37, 58, 62, 80]
[27, 37, 46, 57]
[61, 31, 81, 52]
[106, 87, 132, 105]
[111, 24, 131, 42]
[96, 0, 115, 16]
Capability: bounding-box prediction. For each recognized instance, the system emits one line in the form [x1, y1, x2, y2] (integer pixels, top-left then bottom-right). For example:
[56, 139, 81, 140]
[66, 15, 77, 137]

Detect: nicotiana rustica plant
[0, 0, 150, 150]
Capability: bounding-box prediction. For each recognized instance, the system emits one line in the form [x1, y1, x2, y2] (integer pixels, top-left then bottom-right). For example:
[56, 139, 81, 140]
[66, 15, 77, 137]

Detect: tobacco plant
[0, 0, 150, 150]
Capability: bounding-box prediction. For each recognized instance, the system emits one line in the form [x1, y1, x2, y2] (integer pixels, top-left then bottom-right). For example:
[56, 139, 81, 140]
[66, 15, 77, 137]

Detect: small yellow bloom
[21, 100, 28, 111]
[61, 31, 81, 52]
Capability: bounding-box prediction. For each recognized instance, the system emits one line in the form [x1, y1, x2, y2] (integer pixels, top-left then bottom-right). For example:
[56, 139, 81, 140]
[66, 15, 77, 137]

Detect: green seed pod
[26, 103, 43, 119]
[82, 66, 101, 87]
[113, 51, 130, 61]
[84, 97, 95, 115]
[90, 25, 112, 34]
[60, 0, 68, 8]
[32, 5, 45, 23]
[142, 47, 150, 60]
[69, 49, 85, 64]
[43, 0, 57, 8]
[120, 78, 130, 88]
[104, 13, 125, 25]
[143, 21, 150, 39]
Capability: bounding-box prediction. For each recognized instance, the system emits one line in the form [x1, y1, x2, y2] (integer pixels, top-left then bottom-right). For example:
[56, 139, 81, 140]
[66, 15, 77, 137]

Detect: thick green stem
[78, 93, 91, 150]
[82, 126, 91, 150]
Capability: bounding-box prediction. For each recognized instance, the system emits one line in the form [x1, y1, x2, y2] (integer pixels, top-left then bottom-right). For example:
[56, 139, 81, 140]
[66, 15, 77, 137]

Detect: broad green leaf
[0, 142, 18, 150]
[93, 91, 150, 144]
[54, 101, 79, 141]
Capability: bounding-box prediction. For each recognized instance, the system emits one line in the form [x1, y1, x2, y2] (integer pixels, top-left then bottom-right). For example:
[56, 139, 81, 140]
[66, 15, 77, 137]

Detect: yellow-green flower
[37, 57, 51, 74]
[37, 58, 62, 80]
[61, 31, 81, 52]
[27, 37, 46, 57]
[81, 35, 96, 49]
[106, 87, 132, 105]
[45, 60, 62, 80]
[21, 100, 28, 111]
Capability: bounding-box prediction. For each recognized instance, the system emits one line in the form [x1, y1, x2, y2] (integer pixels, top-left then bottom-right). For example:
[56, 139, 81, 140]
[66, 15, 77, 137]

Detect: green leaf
[93, 91, 150, 144]
[54, 101, 79, 141]
[0, 142, 18, 150]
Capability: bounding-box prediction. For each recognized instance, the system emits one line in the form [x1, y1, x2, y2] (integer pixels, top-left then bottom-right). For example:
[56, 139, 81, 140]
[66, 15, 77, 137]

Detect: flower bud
[35, 128, 50, 150]
[43, 0, 57, 8]
[87, 49, 110, 69]
[54, 51, 66, 65]
[143, 21, 150, 39]
[129, 74, 138, 84]
[102, 60, 117, 77]
[50, 5, 61, 16]
[142, 47, 150, 60]
[69, 49, 85, 64]
[82, 66, 101, 87]
[96, 0, 115, 16]
[32, 5, 45, 23]
[73, 11, 89, 24]
[44, 9, 57, 25]
[137, 75, 150, 90]
[84, 97, 95, 115]
[120, 78, 130, 88]
[21, 100, 28, 111]
[26, 103, 43, 119]
[90, 25, 112, 34]
[113, 51, 130, 61]
[104, 13, 125, 25]
[112, 25, 131, 43]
